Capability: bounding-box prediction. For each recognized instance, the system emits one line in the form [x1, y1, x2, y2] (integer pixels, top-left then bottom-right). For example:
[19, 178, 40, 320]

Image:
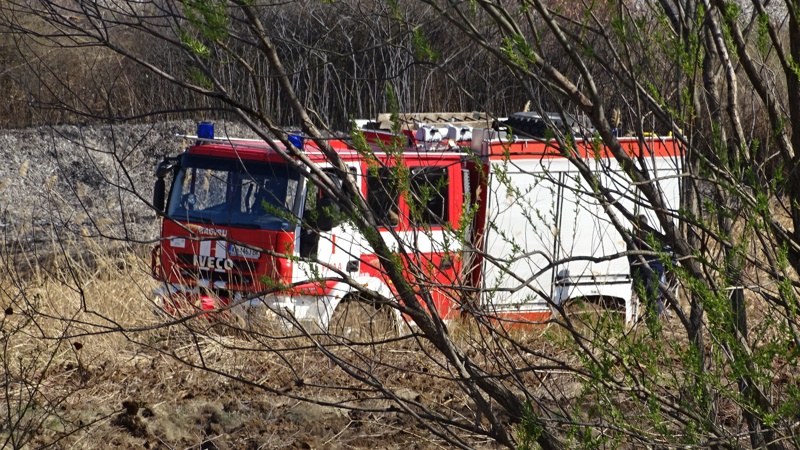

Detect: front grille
[174, 253, 257, 287]
[175, 254, 256, 271]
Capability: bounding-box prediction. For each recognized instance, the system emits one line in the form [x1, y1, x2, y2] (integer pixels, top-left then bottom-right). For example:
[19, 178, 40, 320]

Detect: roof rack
[365, 112, 493, 131]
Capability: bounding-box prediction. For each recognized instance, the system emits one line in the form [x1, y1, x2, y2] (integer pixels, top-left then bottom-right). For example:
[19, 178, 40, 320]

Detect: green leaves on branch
[723, 2, 741, 23]
[180, 31, 211, 58]
[179, 0, 228, 58]
[517, 402, 544, 450]
[412, 27, 438, 63]
[756, 13, 771, 57]
[182, 0, 229, 42]
[186, 66, 213, 89]
[500, 33, 535, 70]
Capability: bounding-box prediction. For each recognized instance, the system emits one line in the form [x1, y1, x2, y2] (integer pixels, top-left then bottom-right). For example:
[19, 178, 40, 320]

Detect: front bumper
[153, 283, 333, 331]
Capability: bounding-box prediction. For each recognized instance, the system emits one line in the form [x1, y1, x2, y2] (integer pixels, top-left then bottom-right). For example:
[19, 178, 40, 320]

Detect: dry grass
[0, 238, 509, 449]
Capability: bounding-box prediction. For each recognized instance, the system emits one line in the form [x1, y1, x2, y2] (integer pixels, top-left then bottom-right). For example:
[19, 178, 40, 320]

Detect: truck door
[354, 159, 464, 320]
[479, 157, 563, 320]
[292, 165, 360, 292]
[404, 162, 464, 319]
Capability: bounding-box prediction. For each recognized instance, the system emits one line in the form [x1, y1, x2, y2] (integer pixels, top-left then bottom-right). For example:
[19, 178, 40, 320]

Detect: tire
[328, 297, 397, 343]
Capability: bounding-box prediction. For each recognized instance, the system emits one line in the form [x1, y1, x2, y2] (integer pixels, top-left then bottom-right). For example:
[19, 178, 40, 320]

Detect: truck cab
[151, 123, 469, 330]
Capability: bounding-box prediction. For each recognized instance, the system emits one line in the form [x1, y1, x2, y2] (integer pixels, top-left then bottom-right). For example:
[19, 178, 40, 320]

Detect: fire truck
[151, 114, 681, 330]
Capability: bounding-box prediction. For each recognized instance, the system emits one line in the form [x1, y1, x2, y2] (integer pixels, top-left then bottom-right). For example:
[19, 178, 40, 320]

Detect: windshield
[166, 155, 300, 230]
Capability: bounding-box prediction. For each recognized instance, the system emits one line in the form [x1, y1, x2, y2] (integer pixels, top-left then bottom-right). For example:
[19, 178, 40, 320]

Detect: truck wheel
[328, 297, 396, 343]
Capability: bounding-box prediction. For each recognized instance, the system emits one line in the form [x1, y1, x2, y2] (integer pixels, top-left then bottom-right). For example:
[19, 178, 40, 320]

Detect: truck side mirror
[153, 176, 167, 212]
[155, 158, 177, 178]
[153, 158, 177, 213]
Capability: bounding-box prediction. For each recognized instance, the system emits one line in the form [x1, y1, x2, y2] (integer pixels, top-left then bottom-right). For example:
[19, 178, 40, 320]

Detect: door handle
[439, 256, 453, 270]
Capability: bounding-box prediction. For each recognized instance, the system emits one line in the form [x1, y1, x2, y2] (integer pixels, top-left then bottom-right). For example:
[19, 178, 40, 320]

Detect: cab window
[408, 166, 449, 226]
[366, 167, 400, 227]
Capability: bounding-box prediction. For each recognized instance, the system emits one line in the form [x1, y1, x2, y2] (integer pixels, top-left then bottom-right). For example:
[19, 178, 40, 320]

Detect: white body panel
[477, 138, 682, 321]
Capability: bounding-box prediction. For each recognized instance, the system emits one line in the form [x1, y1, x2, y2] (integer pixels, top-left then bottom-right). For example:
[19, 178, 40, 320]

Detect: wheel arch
[320, 276, 398, 330]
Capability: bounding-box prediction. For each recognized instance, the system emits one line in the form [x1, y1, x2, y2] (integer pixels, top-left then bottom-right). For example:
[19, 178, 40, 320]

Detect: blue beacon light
[197, 121, 215, 140]
[288, 133, 304, 149]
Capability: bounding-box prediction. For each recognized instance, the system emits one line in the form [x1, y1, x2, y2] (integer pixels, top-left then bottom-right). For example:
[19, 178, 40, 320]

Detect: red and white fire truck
[151, 114, 681, 329]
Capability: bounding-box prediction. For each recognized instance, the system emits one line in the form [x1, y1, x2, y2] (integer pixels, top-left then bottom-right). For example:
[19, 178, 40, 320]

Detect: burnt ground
[17, 328, 507, 449]
[0, 121, 265, 269]
[2, 287, 513, 450]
